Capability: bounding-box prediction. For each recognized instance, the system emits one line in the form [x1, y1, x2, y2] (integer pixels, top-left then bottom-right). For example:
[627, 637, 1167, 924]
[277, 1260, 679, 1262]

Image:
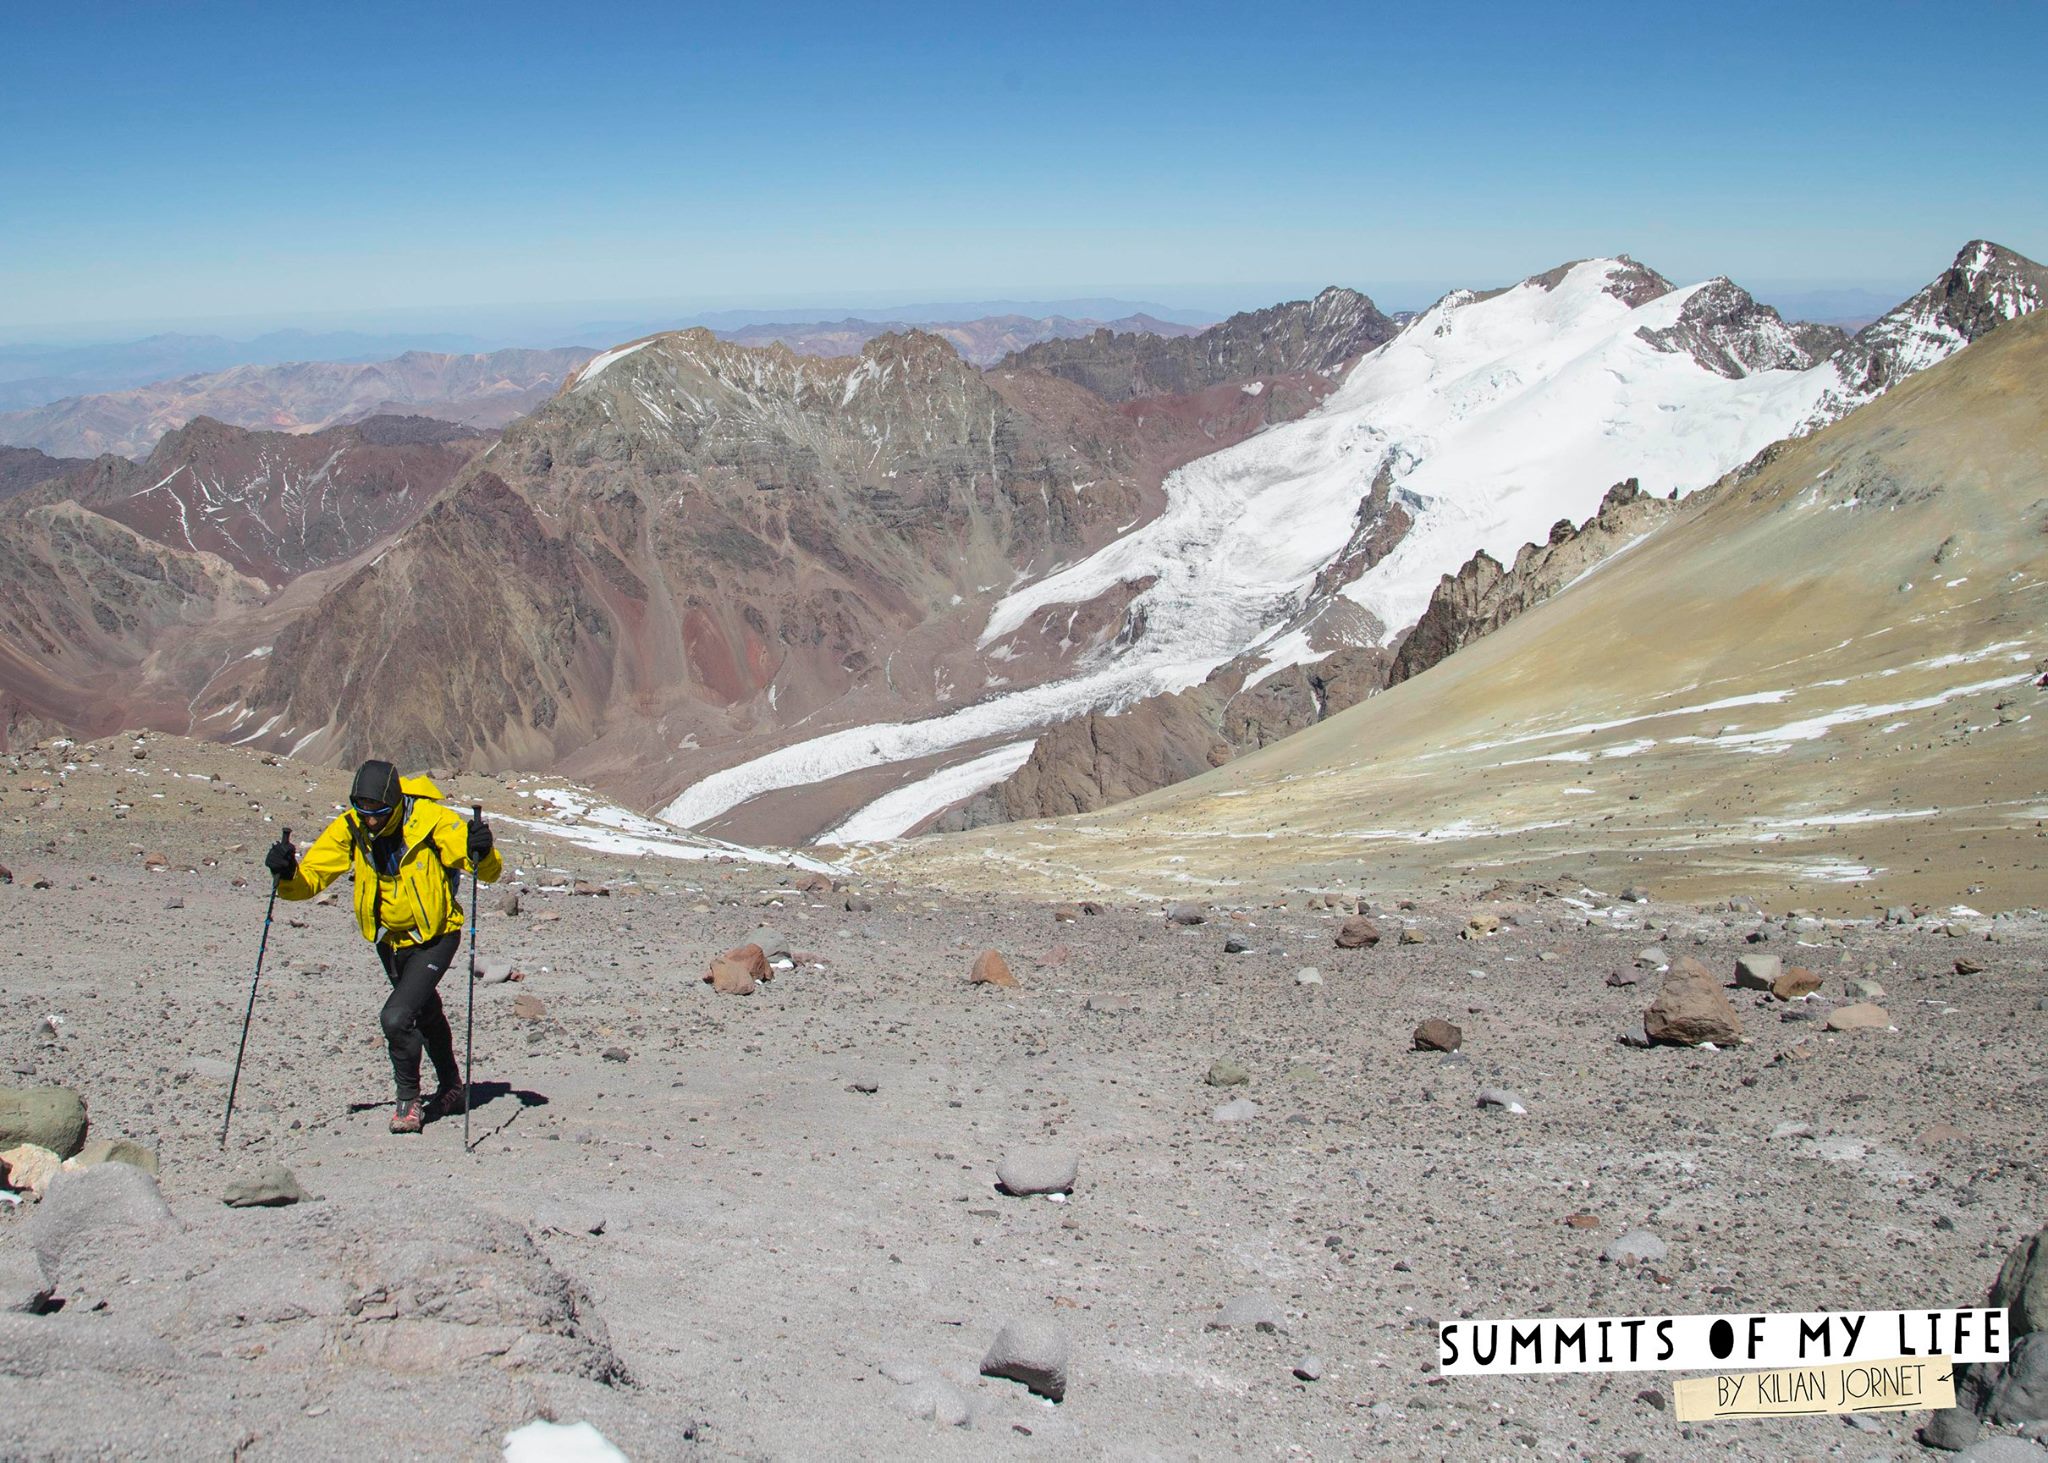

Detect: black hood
[350, 759, 402, 809]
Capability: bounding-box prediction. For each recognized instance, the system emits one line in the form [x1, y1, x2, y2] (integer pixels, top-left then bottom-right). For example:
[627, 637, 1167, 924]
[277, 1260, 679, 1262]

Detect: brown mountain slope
[871, 307, 2048, 913]
[0, 348, 591, 459]
[0, 415, 491, 747]
[223, 330, 1159, 783]
[0, 501, 268, 746]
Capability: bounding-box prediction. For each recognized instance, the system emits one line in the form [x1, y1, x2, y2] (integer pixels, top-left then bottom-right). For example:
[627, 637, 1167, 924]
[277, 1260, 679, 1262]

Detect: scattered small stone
[1206, 1058, 1251, 1087]
[1604, 1230, 1669, 1265]
[1636, 946, 1669, 969]
[63, 1137, 158, 1175]
[1955, 957, 1987, 975]
[1734, 952, 1784, 990]
[223, 1164, 305, 1208]
[1461, 914, 1501, 941]
[1335, 916, 1381, 949]
[0, 1143, 61, 1196]
[499, 890, 521, 916]
[848, 1077, 880, 1094]
[1412, 1019, 1462, 1053]
[1166, 902, 1208, 926]
[1564, 1213, 1599, 1229]
[600, 1047, 629, 1063]
[1621, 885, 1650, 903]
[1293, 1354, 1324, 1381]
[1825, 1002, 1890, 1031]
[1212, 1098, 1259, 1123]
[1845, 977, 1887, 1000]
[996, 1147, 1079, 1197]
[1223, 932, 1252, 954]
[1294, 967, 1323, 987]
[980, 1318, 1070, 1401]
[571, 881, 609, 897]
[512, 992, 548, 1020]
[1476, 1088, 1527, 1114]
[1770, 1121, 1813, 1140]
[1052, 904, 1081, 924]
[1208, 1291, 1288, 1333]
[1772, 967, 1822, 1001]
[1605, 969, 1640, 987]
[969, 949, 1019, 989]
[1398, 927, 1426, 945]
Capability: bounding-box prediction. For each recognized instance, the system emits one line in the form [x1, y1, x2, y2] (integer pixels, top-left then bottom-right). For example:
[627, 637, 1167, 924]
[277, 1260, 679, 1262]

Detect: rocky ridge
[998, 287, 1397, 400]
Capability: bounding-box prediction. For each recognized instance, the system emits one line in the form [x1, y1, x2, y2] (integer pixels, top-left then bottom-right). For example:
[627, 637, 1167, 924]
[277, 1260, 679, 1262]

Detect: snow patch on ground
[820, 739, 1038, 844]
[506, 784, 840, 873]
[573, 340, 653, 388]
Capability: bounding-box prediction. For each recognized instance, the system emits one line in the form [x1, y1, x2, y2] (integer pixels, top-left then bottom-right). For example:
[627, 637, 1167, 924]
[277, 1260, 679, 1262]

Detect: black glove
[467, 818, 493, 863]
[264, 836, 296, 883]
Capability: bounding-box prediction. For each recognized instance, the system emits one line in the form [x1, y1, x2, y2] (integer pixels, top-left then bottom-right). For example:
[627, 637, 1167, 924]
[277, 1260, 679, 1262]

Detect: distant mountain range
[712, 313, 1204, 366]
[0, 349, 593, 459]
[0, 329, 495, 412]
[0, 312, 1221, 459]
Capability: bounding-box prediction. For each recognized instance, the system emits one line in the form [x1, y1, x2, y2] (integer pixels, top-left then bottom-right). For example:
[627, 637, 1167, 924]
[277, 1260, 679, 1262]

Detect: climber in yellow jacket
[264, 759, 503, 1134]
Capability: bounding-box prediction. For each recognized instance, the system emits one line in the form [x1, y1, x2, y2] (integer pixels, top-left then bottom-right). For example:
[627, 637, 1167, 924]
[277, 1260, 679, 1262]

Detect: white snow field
[660, 259, 1975, 840]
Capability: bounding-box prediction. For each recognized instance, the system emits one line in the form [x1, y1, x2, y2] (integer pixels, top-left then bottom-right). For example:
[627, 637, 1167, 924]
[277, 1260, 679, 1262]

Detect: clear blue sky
[2, 0, 2042, 337]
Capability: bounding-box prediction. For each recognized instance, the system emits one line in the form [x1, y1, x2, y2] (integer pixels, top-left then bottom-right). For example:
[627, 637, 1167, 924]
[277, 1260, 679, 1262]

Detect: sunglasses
[351, 800, 394, 818]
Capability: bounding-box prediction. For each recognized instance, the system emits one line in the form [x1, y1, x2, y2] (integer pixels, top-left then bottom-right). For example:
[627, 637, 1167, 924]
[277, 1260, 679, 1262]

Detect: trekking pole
[221, 826, 288, 1149]
[463, 803, 482, 1152]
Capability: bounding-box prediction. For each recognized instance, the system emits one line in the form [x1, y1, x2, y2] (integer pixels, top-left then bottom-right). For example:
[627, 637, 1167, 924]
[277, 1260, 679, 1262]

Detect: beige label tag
[1674, 1357, 1956, 1421]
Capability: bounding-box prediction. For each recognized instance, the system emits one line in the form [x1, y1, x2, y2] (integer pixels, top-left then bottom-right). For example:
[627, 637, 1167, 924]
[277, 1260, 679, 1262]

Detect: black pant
[376, 931, 462, 1104]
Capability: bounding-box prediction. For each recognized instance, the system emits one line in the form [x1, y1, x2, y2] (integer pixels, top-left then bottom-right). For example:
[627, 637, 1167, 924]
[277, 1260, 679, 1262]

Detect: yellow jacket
[278, 775, 503, 947]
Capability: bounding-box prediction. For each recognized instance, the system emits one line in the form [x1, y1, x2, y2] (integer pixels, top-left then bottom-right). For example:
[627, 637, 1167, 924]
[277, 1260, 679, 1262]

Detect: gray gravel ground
[1, 734, 2044, 1459]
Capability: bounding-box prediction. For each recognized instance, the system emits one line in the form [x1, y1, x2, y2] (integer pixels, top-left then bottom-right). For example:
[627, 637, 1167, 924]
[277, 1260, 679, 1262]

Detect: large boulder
[0, 1086, 88, 1157]
[1644, 958, 1744, 1046]
[1928, 1219, 2048, 1441]
[31, 1162, 174, 1279]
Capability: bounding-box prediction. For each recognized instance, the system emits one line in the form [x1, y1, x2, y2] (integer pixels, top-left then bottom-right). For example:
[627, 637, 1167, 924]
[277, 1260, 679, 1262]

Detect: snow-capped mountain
[674, 242, 2043, 842]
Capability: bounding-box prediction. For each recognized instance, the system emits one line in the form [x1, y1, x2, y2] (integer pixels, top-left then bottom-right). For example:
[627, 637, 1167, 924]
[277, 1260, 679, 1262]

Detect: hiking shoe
[426, 1081, 467, 1120]
[389, 1099, 424, 1135]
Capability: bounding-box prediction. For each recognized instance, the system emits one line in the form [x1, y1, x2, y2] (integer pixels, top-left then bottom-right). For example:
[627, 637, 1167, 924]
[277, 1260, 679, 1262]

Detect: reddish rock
[1335, 916, 1381, 949]
[705, 944, 768, 994]
[970, 950, 1019, 989]
[141, 850, 169, 871]
[1412, 1019, 1462, 1052]
[1643, 957, 1744, 1046]
[1824, 1002, 1889, 1031]
[1771, 967, 1821, 1000]
[511, 992, 547, 1021]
